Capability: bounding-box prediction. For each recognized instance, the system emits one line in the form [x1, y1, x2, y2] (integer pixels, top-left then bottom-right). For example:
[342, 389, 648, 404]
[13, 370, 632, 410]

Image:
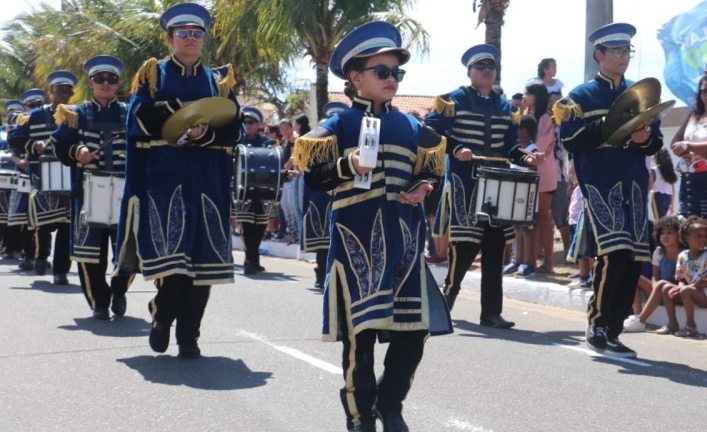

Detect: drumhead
[233, 144, 284, 203]
[477, 166, 539, 182]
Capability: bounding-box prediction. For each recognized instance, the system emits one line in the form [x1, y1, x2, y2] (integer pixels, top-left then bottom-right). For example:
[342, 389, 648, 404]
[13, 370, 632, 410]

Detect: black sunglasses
[244, 119, 257, 125]
[175, 29, 205, 40]
[471, 62, 496, 71]
[361, 65, 406, 82]
[91, 75, 119, 85]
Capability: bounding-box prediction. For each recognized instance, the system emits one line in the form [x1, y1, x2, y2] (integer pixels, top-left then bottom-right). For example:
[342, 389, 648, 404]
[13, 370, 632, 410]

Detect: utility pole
[585, 0, 613, 81]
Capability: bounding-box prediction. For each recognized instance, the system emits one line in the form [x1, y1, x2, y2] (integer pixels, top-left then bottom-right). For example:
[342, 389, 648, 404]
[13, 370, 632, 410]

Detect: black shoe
[111, 293, 127, 316]
[256, 264, 265, 272]
[443, 293, 457, 311]
[605, 337, 637, 358]
[34, 259, 48, 276]
[92, 307, 110, 320]
[586, 325, 608, 353]
[18, 259, 33, 271]
[53, 274, 69, 285]
[314, 280, 323, 289]
[243, 264, 259, 275]
[375, 408, 408, 432]
[178, 343, 201, 359]
[149, 323, 170, 353]
[349, 424, 377, 432]
[480, 315, 515, 329]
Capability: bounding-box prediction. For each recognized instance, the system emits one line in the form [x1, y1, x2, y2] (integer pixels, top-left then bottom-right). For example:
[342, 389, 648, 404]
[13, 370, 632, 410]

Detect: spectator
[566, 162, 594, 289]
[648, 148, 678, 219]
[537, 58, 563, 94]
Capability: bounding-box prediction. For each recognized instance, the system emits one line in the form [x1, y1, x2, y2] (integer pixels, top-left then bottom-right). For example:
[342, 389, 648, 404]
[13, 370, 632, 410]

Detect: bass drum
[233, 144, 285, 203]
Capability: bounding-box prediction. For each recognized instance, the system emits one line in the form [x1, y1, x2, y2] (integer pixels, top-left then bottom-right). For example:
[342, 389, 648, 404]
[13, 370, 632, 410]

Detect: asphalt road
[1, 251, 706, 432]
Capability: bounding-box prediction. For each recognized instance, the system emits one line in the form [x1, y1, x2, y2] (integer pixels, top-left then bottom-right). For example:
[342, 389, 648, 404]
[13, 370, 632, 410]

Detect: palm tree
[212, 0, 429, 118]
[474, 0, 510, 84]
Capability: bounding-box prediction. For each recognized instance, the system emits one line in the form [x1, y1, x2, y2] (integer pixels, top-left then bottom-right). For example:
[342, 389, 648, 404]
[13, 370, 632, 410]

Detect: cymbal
[605, 100, 675, 146]
[162, 97, 237, 143]
[602, 78, 662, 143]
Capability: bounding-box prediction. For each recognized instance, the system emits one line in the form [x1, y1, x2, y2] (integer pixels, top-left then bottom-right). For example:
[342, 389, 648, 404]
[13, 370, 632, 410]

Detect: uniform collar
[596, 71, 626, 90]
[468, 84, 493, 98]
[91, 97, 118, 110]
[352, 95, 392, 113]
[169, 54, 203, 76]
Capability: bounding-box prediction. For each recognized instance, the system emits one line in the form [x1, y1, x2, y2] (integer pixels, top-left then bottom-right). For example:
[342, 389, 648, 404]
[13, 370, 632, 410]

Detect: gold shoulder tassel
[54, 104, 78, 128]
[294, 135, 339, 170]
[414, 136, 447, 176]
[433, 95, 455, 117]
[551, 97, 584, 125]
[217, 64, 237, 98]
[511, 108, 521, 125]
[14, 113, 30, 126]
[130, 58, 158, 97]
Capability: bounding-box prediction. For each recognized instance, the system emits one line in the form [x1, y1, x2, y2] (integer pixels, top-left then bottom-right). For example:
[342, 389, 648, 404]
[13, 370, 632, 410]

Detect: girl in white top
[537, 58, 563, 94]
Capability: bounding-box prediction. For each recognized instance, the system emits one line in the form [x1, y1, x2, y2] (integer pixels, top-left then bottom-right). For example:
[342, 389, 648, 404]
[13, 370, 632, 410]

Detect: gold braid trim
[511, 108, 521, 125]
[294, 135, 339, 170]
[217, 64, 237, 98]
[130, 58, 158, 97]
[551, 97, 584, 125]
[414, 136, 447, 176]
[15, 113, 30, 126]
[433, 95, 455, 117]
[54, 104, 78, 128]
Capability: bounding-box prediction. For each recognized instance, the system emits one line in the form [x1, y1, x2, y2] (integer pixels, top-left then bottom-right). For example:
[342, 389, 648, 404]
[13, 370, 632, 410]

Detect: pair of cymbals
[602, 78, 675, 146]
[162, 97, 237, 143]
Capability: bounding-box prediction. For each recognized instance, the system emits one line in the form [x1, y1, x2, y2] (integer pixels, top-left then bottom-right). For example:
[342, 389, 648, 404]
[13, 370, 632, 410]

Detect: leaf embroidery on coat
[202, 193, 230, 263]
[147, 192, 167, 256]
[369, 210, 385, 293]
[336, 209, 386, 299]
[632, 181, 647, 241]
[586, 184, 615, 233]
[452, 173, 468, 226]
[608, 182, 624, 231]
[393, 218, 419, 292]
[165, 185, 185, 255]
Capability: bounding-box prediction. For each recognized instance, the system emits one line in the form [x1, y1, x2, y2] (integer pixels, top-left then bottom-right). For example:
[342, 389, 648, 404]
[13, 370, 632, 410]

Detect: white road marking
[237, 329, 342, 374]
[444, 419, 495, 431]
[554, 343, 652, 366]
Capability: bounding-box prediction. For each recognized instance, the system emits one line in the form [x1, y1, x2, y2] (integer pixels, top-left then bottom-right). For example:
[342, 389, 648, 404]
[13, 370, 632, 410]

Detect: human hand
[33, 140, 46, 154]
[668, 286, 681, 300]
[455, 148, 474, 162]
[18, 159, 28, 170]
[524, 152, 544, 167]
[400, 182, 433, 205]
[352, 149, 374, 175]
[76, 147, 95, 164]
[187, 123, 207, 139]
[630, 125, 651, 145]
[671, 141, 689, 156]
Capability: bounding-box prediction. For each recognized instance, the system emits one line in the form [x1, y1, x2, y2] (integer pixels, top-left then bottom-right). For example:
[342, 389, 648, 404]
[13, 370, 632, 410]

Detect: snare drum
[473, 166, 539, 226]
[81, 171, 125, 227]
[15, 174, 31, 194]
[0, 151, 15, 170]
[39, 155, 72, 194]
[0, 170, 17, 190]
[233, 144, 285, 203]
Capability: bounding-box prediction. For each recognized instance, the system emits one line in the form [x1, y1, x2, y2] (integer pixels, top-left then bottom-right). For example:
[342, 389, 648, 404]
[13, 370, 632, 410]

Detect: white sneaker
[623, 314, 646, 333]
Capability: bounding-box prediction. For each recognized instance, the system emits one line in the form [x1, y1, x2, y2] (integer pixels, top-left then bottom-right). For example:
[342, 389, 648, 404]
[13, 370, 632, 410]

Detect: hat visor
[169, 22, 206, 30]
[469, 55, 496, 66]
[352, 47, 411, 66]
[598, 41, 632, 48]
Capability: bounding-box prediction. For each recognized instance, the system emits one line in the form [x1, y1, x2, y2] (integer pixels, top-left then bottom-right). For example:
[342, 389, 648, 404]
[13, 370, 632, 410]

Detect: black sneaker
[605, 338, 637, 358]
[586, 325, 608, 353]
[92, 307, 110, 320]
[111, 293, 127, 316]
[178, 343, 201, 359]
[34, 259, 48, 276]
[149, 323, 170, 353]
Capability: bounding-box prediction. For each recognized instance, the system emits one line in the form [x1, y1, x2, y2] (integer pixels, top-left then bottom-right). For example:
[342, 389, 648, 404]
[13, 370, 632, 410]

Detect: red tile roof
[328, 91, 435, 119]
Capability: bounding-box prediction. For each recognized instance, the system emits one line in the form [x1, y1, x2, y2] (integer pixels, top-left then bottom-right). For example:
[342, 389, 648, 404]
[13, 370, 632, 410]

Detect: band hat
[330, 21, 410, 80]
[588, 22, 636, 47]
[4, 99, 24, 112]
[242, 106, 263, 123]
[160, 3, 211, 31]
[20, 88, 47, 105]
[84, 55, 124, 77]
[461, 44, 499, 68]
[323, 101, 349, 117]
[47, 70, 78, 87]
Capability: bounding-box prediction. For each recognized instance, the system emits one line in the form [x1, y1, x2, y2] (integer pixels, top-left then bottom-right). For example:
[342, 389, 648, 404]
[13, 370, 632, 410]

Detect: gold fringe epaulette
[511, 108, 521, 125]
[14, 113, 30, 126]
[414, 136, 447, 176]
[433, 95, 455, 117]
[216, 64, 237, 98]
[131, 58, 158, 97]
[54, 104, 78, 128]
[294, 135, 339, 170]
[551, 96, 583, 125]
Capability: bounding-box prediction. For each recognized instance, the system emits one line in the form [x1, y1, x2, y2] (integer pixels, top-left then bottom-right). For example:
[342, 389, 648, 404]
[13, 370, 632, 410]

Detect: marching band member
[8, 76, 76, 285]
[51, 55, 134, 320]
[554, 23, 662, 358]
[233, 106, 274, 274]
[424, 44, 540, 327]
[296, 21, 452, 432]
[114, 2, 242, 358]
[1, 100, 25, 260]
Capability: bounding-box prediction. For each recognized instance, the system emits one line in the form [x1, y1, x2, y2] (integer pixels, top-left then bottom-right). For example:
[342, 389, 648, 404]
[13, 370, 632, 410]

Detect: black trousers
[315, 249, 328, 283]
[241, 222, 266, 266]
[588, 249, 641, 340]
[77, 227, 132, 309]
[443, 225, 506, 318]
[150, 275, 211, 346]
[21, 226, 34, 260]
[2, 224, 21, 253]
[35, 222, 71, 274]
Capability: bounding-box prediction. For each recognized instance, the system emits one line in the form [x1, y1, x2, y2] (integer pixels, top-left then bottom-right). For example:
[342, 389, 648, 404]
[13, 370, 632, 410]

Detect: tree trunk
[314, 60, 329, 123]
[585, 0, 613, 81]
[484, 5, 505, 84]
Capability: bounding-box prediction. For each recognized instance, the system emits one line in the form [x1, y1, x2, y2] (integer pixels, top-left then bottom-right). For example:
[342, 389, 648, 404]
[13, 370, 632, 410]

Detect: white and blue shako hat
[461, 44, 499, 68]
[47, 70, 78, 87]
[160, 2, 211, 31]
[329, 21, 410, 80]
[84, 55, 124, 77]
[588, 22, 636, 47]
[20, 88, 46, 105]
[323, 102, 348, 117]
[4, 99, 24, 113]
[242, 106, 263, 123]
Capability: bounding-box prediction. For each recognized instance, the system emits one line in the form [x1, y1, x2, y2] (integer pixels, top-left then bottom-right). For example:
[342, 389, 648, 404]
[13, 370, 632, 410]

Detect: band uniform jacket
[114, 55, 242, 285]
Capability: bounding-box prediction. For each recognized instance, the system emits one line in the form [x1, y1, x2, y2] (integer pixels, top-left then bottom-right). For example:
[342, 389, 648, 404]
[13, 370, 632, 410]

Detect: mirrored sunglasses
[362, 65, 406, 82]
[91, 75, 119, 85]
[471, 62, 496, 71]
[175, 29, 205, 40]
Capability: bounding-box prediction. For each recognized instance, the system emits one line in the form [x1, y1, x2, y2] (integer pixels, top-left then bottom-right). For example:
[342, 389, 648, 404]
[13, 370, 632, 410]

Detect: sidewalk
[234, 235, 707, 333]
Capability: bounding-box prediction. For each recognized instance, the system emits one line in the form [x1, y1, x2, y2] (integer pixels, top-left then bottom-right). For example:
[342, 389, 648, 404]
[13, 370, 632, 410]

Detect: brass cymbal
[605, 100, 675, 146]
[602, 77, 662, 143]
[162, 97, 237, 143]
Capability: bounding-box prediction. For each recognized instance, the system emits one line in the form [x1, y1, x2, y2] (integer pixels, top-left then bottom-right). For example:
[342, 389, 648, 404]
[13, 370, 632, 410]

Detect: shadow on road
[116, 355, 272, 390]
[10, 279, 82, 294]
[58, 316, 151, 338]
[452, 318, 583, 347]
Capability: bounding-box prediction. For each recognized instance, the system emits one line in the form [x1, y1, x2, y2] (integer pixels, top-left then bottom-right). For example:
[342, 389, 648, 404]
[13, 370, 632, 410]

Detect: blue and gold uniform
[115, 2, 242, 358]
[51, 55, 134, 319]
